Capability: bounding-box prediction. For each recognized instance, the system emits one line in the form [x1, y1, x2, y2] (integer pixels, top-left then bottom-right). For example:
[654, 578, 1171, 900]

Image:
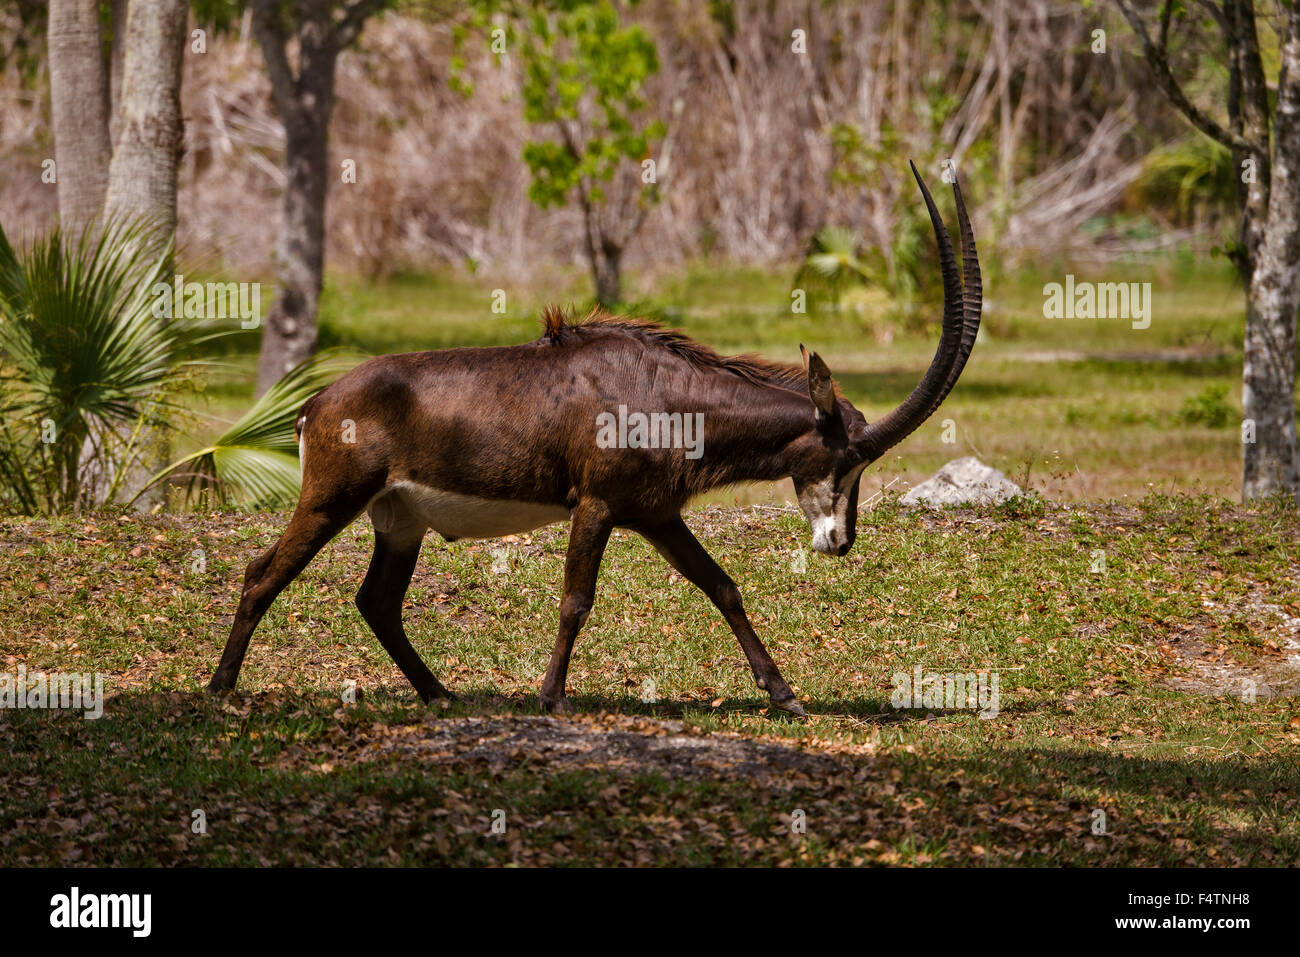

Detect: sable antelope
[208, 164, 980, 716]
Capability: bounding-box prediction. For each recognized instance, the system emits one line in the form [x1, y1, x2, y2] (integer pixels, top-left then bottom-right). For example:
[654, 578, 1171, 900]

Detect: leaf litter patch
[275, 713, 864, 782]
[1162, 568, 1300, 699]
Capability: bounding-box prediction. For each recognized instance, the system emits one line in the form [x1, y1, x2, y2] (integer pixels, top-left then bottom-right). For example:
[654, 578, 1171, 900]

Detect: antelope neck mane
[539, 305, 809, 392]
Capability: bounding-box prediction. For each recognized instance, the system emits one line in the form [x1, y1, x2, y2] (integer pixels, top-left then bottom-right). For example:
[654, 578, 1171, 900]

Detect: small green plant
[798, 120, 980, 329]
[0, 217, 355, 514]
[792, 226, 873, 308]
[1178, 383, 1234, 428]
[1135, 138, 1236, 224]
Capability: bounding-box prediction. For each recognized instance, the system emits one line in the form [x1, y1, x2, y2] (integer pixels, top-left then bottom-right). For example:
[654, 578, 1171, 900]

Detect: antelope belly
[368, 481, 570, 540]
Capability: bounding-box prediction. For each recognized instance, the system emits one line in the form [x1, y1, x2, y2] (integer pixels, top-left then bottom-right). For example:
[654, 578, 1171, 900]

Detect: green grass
[2, 495, 1298, 865]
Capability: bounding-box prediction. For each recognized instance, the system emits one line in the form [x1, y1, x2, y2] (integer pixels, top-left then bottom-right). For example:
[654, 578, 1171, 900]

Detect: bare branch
[334, 0, 390, 50]
[1114, 0, 1256, 151]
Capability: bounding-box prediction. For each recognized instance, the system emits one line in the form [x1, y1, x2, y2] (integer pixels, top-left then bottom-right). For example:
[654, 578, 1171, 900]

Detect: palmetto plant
[1137, 138, 1236, 223]
[794, 213, 930, 325]
[794, 226, 872, 306]
[0, 218, 353, 514]
[133, 350, 353, 509]
[0, 220, 205, 512]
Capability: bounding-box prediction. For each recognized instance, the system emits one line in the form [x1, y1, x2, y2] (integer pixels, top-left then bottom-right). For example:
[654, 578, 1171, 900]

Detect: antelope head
[793, 162, 982, 556]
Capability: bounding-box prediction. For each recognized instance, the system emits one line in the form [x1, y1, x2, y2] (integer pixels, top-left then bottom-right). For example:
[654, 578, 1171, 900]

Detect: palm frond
[136, 349, 358, 509]
[794, 226, 876, 307]
[1137, 139, 1235, 220]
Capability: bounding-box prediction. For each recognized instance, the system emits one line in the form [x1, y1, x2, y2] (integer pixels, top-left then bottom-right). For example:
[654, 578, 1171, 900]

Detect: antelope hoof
[421, 687, 457, 708]
[771, 696, 807, 719]
[540, 694, 574, 714]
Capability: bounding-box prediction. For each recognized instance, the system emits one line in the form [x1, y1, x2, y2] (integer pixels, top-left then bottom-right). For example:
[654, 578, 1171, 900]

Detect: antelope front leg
[638, 516, 805, 717]
[540, 499, 613, 713]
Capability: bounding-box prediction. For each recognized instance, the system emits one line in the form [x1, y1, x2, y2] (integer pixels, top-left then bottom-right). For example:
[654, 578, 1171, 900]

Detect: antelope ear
[800, 344, 838, 422]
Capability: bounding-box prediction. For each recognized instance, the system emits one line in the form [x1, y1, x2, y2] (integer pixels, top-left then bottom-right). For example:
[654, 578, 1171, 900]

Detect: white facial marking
[811, 515, 838, 554]
[801, 462, 868, 555]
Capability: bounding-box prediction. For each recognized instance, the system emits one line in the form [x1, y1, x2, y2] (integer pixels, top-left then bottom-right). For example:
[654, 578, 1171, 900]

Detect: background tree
[514, 0, 666, 305]
[46, 0, 189, 235]
[104, 0, 189, 235]
[1116, 0, 1300, 503]
[250, 0, 392, 395]
[47, 0, 112, 231]
[44, 0, 189, 507]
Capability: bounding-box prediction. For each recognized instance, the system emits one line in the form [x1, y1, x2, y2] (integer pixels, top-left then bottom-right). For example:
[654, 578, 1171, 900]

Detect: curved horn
[926, 175, 982, 417]
[858, 161, 978, 460]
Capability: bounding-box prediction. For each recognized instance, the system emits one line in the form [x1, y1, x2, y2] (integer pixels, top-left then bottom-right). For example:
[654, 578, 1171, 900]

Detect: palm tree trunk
[104, 0, 188, 237]
[48, 0, 111, 231]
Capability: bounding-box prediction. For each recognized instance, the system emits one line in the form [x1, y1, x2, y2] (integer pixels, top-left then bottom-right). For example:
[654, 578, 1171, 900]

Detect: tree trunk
[249, 0, 388, 393]
[251, 0, 352, 395]
[47, 0, 111, 231]
[109, 0, 128, 141]
[593, 239, 623, 306]
[255, 87, 334, 394]
[104, 0, 188, 237]
[1242, 289, 1299, 501]
[1242, 9, 1300, 502]
[579, 194, 623, 306]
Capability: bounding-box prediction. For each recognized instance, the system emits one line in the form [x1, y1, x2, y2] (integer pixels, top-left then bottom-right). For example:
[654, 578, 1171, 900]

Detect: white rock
[900, 456, 1022, 507]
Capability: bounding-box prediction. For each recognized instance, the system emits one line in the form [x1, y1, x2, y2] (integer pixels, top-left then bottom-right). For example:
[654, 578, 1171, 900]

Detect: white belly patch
[367, 481, 570, 541]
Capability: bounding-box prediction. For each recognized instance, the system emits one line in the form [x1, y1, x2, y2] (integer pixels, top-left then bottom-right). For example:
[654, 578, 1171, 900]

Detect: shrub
[1178, 383, 1235, 428]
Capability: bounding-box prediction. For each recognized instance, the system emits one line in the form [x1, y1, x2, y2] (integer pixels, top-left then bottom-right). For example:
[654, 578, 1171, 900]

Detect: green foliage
[817, 72, 1005, 322]
[514, 1, 664, 211]
[1136, 138, 1237, 223]
[1178, 382, 1235, 428]
[188, 0, 246, 33]
[811, 120, 953, 327]
[793, 226, 873, 309]
[0, 217, 356, 515]
[0, 219, 213, 513]
[138, 350, 356, 509]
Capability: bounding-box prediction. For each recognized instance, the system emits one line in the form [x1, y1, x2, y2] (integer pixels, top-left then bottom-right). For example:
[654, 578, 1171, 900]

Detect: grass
[2, 494, 1298, 865]
[192, 254, 1259, 503]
